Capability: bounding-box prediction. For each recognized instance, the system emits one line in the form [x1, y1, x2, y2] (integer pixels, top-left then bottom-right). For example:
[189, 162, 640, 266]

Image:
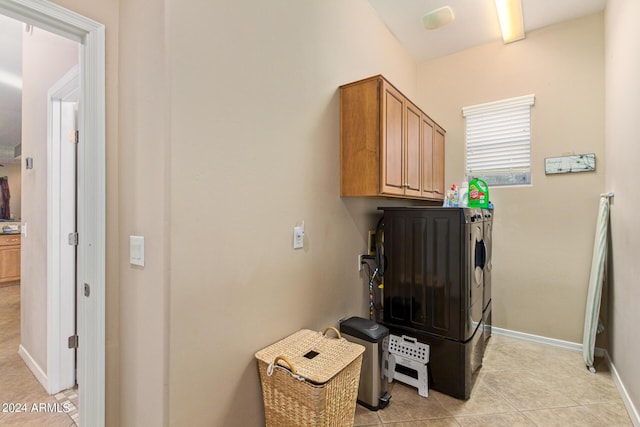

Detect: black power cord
[360, 255, 383, 321]
[357, 216, 387, 321]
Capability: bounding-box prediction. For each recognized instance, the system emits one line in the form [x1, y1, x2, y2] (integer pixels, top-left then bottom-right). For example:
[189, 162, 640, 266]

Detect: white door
[48, 65, 79, 393]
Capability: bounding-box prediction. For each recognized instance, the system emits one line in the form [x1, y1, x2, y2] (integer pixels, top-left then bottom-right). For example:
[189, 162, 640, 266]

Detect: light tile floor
[355, 334, 633, 426]
[0, 284, 77, 426]
[53, 386, 79, 426]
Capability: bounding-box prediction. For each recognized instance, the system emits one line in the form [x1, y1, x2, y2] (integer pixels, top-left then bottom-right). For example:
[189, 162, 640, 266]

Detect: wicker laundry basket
[255, 327, 365, 427]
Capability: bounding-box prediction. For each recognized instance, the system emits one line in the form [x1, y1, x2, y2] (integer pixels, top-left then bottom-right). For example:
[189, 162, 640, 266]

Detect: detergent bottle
[443, 184, 459, 207]
[468, 177, 489, 208]
[459, 180, 469, 207]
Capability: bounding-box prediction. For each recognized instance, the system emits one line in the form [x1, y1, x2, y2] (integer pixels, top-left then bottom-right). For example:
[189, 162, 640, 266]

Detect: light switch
[130, 235, 145, 266]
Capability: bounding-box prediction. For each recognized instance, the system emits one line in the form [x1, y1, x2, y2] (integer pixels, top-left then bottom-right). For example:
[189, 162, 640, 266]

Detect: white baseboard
[492, 327, 639, 426]
[603, 351, 640, 427]
[18, 344, 49, 392]
[492, 326, 584, 352]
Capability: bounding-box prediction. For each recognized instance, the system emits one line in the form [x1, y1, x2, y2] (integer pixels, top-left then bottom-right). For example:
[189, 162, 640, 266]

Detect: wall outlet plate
[293, 226, 304, 249]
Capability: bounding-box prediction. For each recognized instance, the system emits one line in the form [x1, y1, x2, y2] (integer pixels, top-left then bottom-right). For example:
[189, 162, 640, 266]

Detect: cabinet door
[433, 125, 446, 199]
[380, 82, 405, 196]
[0, 246, 20, 282]
[421, 115, 435, 197]
[405, 101, 422, 197]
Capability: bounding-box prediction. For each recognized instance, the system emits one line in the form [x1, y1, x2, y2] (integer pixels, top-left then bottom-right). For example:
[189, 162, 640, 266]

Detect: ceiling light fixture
[494, 0, 525, 43]
[422, 6, 455, 30]
[0, 70, 22, 90]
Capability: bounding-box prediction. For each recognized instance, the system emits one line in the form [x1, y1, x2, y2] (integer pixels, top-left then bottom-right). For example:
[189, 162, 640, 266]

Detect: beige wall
[20, 25, 78, 373]
[605, 0, 640, 415]
[117, 0, 168, 425]
[167, 1, 416, 425]
[416, 13, 605, 343]
[39, 0, 415, 425]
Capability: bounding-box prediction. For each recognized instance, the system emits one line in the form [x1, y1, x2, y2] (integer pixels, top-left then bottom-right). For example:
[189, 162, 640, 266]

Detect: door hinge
[68, 335, 79, 349]
[68, 232, 78, 246]
[84, 283, 90, 297]
[69, 130, 79, 144]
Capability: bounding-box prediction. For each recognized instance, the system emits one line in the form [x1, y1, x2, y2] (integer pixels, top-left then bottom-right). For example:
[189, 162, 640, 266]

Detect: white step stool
[383, 334, 430, 397]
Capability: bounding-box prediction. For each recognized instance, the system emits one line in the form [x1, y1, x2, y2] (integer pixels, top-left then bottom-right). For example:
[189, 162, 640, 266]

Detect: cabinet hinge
[68, 335, 79, 349]
[68, 232, 79, 246]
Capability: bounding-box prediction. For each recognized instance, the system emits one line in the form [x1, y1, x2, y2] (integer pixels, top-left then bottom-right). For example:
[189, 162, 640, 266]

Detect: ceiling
[368, 0, 606, 62]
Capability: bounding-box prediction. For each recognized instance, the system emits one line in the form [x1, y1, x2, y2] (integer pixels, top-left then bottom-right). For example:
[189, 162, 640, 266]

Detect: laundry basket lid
[255, 328, 365, 384]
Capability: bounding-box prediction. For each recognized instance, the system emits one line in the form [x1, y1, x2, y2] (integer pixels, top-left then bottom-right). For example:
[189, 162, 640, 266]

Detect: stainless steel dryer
[482, 208, 494, 344]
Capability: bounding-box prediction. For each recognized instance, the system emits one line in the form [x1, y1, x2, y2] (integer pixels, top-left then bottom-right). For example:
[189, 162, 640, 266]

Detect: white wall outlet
[293, 226, 304, 249]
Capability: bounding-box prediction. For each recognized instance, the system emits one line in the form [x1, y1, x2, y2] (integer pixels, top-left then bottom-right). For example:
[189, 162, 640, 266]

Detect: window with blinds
[463, 94, 535, 186]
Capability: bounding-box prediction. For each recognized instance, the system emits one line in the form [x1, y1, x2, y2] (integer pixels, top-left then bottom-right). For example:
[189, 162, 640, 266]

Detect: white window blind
[463, 94, 535, 186]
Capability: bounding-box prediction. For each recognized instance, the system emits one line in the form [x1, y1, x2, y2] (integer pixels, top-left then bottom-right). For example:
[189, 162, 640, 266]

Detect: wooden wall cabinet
[0, 234, 20, 283]
[340, 75, 445, 201]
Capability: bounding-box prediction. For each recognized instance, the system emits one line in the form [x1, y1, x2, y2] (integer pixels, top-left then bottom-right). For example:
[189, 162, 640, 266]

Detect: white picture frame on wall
[544, 153, 596, 175]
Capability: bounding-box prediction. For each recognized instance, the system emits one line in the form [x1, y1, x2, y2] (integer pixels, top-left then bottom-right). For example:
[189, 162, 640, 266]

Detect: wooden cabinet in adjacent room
[340, 75, 445, 201]
[0, 234, 20, 284]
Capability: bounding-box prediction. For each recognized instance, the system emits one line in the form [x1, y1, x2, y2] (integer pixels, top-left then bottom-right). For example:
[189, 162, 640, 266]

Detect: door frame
[47, 64, 79, 395]
[0, 1, 106, 425]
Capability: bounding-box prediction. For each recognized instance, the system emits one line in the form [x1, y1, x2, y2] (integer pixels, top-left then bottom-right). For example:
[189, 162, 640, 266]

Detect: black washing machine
[378, 207, 489, 400]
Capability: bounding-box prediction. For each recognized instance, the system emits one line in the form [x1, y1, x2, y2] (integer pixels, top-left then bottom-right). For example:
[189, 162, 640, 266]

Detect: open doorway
[0, 0, 106, 425]
[0, 11, 80, 426]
